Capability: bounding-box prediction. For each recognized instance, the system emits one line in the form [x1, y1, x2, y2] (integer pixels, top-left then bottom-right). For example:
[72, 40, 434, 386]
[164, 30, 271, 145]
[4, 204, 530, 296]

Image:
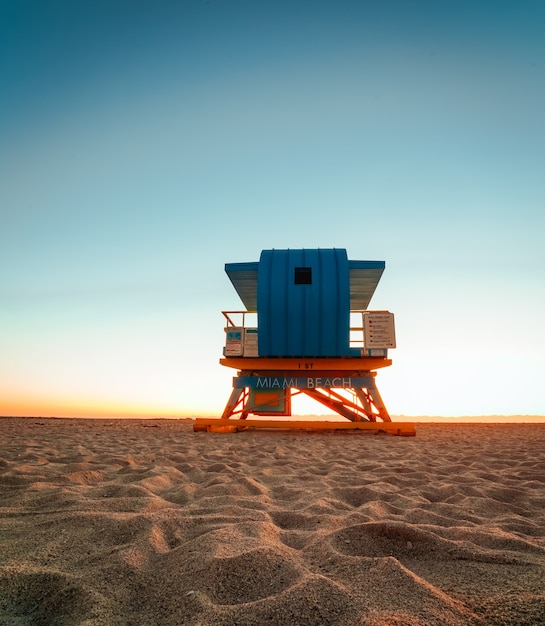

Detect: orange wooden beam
[193, 418, 416, 437]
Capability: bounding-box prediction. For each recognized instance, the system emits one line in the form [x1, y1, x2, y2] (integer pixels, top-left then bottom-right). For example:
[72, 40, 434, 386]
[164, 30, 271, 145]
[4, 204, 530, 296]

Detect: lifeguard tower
[194, 248, 415, 436]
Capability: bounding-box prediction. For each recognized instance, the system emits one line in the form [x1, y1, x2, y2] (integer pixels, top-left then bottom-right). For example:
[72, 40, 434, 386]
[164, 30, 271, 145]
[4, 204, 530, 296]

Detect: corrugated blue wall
[257, 248, 351, 357]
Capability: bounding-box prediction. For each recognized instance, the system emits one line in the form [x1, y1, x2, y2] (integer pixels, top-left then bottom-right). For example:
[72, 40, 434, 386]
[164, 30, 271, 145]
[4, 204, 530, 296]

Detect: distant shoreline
[2, 414, 545, 423]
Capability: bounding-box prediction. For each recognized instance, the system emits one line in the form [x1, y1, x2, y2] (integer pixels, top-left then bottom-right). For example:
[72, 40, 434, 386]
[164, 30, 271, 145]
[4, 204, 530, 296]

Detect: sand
[1, 418, 545, 626]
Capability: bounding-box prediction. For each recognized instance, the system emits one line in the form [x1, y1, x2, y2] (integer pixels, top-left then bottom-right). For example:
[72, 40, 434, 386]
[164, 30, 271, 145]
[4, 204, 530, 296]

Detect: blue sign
[234, 376, 374, 389]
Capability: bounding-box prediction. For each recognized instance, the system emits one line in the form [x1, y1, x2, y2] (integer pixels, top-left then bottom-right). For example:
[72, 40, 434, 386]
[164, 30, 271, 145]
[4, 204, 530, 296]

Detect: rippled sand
[1, 418, 545, 625]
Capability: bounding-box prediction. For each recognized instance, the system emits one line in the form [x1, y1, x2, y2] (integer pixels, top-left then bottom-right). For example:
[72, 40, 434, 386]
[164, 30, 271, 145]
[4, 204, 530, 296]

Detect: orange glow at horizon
[2, 392, 545, 423]
[0, 393, 215, 419]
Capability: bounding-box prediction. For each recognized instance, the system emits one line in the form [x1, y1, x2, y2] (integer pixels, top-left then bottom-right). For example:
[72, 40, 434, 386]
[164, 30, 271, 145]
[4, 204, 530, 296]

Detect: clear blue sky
[1, 0, 544, 418]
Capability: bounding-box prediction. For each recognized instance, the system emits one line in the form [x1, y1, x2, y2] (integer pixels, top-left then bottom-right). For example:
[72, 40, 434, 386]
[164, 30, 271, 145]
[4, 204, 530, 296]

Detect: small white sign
[244, 328, 259, 357]
[225, 328, 243, 356]
[363, 312, 396, 349]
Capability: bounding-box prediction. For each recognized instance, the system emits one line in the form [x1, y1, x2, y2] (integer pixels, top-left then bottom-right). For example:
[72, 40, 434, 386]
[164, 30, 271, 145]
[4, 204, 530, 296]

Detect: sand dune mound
[330, 520, 457, 559]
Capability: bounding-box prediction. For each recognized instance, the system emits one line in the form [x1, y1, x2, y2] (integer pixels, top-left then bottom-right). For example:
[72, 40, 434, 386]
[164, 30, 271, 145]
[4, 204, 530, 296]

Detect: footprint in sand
[202, 548, 301, 604]
[0, 568, 98, 626]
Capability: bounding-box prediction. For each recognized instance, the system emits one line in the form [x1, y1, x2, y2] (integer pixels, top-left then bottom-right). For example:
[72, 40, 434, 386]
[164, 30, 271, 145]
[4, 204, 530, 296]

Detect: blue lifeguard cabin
[194, 248, 415, 436]
[226, 248, 388, 358]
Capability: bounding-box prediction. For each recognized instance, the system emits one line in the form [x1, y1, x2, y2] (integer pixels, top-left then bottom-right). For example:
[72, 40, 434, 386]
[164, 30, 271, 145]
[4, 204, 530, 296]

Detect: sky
[1, 0, 544, 419]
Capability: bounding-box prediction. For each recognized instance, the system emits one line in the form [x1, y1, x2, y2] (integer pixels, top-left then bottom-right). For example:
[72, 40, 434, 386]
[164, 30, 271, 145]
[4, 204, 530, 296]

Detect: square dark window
[294, 267, 312, 284]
